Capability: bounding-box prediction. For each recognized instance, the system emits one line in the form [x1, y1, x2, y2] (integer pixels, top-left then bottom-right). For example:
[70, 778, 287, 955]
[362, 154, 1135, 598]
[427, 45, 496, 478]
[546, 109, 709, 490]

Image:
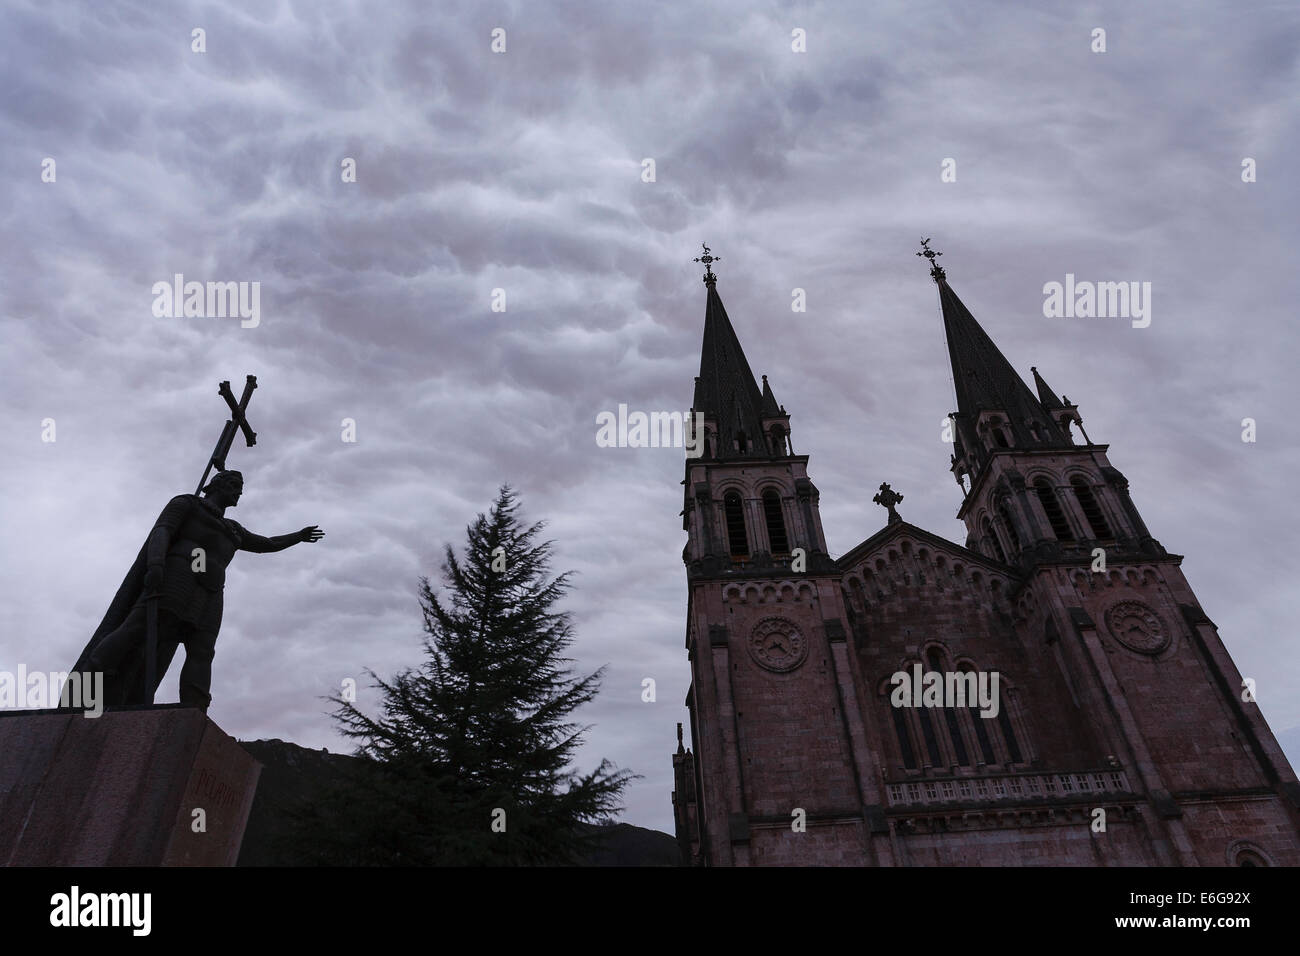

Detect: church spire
[760, 375, 781, 417]
[691, 245, 769, 459]
[1032, 365, 1091, 444]
[1031, 366, 1065, 410]
[920, 241, 1066, 451]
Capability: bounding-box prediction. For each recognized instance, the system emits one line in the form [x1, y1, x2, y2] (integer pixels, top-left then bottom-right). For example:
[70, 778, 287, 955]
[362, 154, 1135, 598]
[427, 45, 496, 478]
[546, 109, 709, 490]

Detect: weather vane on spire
[916, 237, 946, 282]
[694, 243, 720, 284]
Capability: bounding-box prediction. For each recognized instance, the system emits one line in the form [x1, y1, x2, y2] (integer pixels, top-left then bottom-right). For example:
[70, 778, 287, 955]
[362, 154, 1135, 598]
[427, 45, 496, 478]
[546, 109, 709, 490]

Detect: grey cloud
[2, 0, 1298, 835]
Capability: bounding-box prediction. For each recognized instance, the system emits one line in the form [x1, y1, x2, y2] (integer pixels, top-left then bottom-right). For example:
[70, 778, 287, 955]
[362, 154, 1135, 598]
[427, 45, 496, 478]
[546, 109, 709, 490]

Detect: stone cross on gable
[873, 482, 904, 524]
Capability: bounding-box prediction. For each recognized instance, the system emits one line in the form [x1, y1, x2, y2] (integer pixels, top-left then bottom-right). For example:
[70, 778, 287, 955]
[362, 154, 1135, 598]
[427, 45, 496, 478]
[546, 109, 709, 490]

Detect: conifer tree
[317, 485, 632, 865]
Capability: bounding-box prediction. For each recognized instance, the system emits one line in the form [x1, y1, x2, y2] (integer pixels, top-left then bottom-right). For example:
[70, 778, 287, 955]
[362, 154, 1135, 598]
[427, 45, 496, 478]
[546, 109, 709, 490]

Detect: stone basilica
[669, 244, 1300, 866]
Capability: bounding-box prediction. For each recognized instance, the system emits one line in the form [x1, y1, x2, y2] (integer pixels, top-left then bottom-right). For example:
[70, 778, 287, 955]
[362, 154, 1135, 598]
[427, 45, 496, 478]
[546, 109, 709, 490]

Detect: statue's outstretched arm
[238, 525, 325, 553]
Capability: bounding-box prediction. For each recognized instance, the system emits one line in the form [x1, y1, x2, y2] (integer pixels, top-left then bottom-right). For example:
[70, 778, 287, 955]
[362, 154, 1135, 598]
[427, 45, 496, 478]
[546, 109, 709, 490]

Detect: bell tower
[923, 241, 1300, 864]
[682, 246, 830, 574]
[917, 238, 1162, 570]
[673, 246, 875, 865]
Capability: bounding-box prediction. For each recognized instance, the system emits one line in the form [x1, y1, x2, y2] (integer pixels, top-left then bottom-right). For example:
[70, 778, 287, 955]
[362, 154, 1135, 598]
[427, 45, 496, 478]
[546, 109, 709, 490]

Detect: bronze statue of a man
[69, 471, 323, 710]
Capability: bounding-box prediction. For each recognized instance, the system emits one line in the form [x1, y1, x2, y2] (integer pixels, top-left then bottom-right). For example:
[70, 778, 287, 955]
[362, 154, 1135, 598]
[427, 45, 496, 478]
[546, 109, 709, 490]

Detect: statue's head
[202, 470, 244, 507]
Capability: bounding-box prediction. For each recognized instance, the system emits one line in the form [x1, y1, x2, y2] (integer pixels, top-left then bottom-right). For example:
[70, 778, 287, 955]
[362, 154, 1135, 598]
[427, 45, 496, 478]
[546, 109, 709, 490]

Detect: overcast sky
[2, 0, 1297, 835]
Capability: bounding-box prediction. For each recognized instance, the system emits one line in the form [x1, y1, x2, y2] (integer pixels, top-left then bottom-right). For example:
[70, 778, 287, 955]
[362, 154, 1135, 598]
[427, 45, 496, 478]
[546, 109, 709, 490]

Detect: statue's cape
[68, 494, 199, 706]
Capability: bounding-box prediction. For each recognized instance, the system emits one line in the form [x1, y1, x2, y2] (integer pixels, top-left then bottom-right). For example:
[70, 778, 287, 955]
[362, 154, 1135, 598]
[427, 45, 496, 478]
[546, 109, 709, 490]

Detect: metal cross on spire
[916, 237, 946, 282]
[873, 482, 904, 524]
[694, 243, 721, 284]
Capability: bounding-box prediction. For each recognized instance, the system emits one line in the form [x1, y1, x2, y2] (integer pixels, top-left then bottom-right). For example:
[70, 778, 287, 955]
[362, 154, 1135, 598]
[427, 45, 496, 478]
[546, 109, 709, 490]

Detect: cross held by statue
[197, 376, 258, 495]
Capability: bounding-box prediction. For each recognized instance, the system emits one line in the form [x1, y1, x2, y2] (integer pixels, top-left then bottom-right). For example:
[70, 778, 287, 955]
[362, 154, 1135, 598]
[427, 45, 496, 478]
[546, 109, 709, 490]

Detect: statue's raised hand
[298, 526, 325, 543]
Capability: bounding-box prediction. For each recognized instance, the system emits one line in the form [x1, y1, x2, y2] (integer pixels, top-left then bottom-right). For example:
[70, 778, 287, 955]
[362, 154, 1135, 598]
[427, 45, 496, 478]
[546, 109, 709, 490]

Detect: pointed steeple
[937, 280, 1059, 435]
[919, 241, 1065, 448]
[692, 249, 768, 459]
[759, 373, 794, 455]
[1032, 365, 1091, 444]
[760, 375, 781, 417]
[1031, 366, 1064, 410]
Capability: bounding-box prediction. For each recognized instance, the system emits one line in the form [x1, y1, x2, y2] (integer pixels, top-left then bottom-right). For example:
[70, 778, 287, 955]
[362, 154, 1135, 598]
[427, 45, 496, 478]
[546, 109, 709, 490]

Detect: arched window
[762, 490, 789, 555]
[917, 707, 943, 767]
[967, 698, 997, 764]
[1071, 477, 1112, 539]
[958, 666, 997, 764]
[944, 707, 970, 766]
[983, 518, 1007, 563]
[723, 492, 748, 559]
[849, 578, 867, 612]
[768, 426, 786, 456]
[997, 500, 1020, 552]
[1034, 479, 1074, 541]
[930, 649, 969, 767]
[891, 705, 917, 770]
[1230, 842, 1270, 867]
[992, 428, 1009, 448]
[997, 706, 1023, 764]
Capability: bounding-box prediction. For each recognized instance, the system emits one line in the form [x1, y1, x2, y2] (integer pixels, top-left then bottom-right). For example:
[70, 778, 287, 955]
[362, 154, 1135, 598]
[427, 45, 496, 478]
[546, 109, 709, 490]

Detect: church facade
[669, 246, 1300, 866]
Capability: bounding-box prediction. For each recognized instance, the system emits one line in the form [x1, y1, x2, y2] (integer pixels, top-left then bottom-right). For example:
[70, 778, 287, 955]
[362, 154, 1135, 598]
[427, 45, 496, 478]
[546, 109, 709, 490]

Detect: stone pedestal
[0, 705, 260, 866]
